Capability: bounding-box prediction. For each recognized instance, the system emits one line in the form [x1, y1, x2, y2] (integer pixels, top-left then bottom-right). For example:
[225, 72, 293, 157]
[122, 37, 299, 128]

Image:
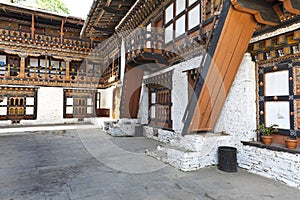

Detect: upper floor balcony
[0, 28, 96, 51]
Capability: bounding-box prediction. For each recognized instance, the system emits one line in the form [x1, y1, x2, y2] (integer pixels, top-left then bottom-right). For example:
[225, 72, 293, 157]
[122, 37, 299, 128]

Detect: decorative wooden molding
[231, 0, 279, 26]
[279, 0, 300, 15]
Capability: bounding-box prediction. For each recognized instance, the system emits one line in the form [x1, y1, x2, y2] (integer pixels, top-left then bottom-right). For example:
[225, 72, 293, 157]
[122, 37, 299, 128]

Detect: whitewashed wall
[215, 53, 257, 142]
[240, 145, 300, 189]
[99, 86, 115, 118]
[0, 86, 93, 126]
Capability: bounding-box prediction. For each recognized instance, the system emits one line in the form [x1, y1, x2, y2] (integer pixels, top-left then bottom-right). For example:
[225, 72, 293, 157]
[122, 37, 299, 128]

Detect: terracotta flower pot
[285, 139, 298, 149]
[261, 135, 273, 145]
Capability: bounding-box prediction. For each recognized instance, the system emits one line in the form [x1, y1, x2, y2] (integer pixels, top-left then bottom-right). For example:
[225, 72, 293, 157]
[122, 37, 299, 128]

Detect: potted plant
[254, 123, 278, 145]
[285, 137, 298, 149]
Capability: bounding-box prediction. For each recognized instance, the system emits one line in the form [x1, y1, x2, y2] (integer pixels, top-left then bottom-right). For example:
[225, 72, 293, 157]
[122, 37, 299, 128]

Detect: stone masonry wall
[239, 145, 300, 189]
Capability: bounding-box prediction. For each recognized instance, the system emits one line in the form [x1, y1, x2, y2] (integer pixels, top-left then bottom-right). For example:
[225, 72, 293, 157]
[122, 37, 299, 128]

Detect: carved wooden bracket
[231, 0, 280, 26]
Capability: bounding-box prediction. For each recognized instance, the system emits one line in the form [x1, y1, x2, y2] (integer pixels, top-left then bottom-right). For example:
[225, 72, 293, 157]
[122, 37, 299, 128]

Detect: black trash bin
[218, 146, 237, 172]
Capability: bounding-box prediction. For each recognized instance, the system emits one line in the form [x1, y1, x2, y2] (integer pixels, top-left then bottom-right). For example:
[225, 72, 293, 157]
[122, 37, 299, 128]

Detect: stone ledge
[242, 141, 300, 154]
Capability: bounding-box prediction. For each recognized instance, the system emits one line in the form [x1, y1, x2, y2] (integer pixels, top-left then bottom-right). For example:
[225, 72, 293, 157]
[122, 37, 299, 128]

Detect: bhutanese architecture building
[1, 0, 300, 189]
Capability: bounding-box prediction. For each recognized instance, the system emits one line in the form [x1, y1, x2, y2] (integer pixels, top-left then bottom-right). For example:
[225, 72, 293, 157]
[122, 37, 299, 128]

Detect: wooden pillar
[65, 59, 71, 81]
[31, 14, 35, 40]
[85, 58, 89, 77]
[18, 53, 27, 79]
[60, 19, 65, 44]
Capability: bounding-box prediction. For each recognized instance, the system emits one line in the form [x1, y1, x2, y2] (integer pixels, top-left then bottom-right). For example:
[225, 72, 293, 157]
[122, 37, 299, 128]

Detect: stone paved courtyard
[0, 127, 300, 200]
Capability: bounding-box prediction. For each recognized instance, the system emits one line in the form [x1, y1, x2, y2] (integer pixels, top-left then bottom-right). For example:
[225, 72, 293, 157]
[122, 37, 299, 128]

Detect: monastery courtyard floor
[0, 126, 300, 200]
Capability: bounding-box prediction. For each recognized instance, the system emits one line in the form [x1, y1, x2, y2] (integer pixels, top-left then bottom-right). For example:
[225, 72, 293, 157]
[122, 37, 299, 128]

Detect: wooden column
[65, 59, 71, 81]
[85, 59, 89, 78]
[18, 53, 27, 79]
[31, 14, 35, 40]
[60, 19, 65, 44]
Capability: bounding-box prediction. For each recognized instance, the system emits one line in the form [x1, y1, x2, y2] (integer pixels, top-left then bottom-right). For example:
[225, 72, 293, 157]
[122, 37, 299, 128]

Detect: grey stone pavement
[0, 128, 300, 200]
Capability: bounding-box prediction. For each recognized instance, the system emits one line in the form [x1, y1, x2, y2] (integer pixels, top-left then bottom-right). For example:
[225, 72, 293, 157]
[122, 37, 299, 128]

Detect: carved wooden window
[0, 87, 37, 120]
[145, 71, 173, 129]
[64, 89, 95, 119]
[25, 57, 65, 80]
[252, 30, 300, 140]
[258, 61, 299, 138]
[70, 61, 82, 80]
[7, 55, 20, 76]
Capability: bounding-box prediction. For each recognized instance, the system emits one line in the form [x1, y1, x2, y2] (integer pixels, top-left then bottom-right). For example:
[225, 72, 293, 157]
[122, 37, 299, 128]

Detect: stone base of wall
[143, 126, 179, 143]
[106, 118, 140, 137]
[147, 133, 235, 171]
[239, 144, 300, 189]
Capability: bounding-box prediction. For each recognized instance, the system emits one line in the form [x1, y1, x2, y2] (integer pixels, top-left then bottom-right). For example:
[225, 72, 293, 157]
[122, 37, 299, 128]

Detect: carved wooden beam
[231, 0, 279, 26]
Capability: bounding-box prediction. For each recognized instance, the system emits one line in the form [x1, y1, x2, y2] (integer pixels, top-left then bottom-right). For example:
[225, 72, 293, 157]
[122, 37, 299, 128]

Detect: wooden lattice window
[145, 70, 173, 129]
[64, 89, 95, 119]
[0, 87, 37, 120]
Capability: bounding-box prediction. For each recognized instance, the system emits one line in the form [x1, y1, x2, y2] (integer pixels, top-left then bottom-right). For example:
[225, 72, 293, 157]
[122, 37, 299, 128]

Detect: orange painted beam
[188, 7, 257, 133]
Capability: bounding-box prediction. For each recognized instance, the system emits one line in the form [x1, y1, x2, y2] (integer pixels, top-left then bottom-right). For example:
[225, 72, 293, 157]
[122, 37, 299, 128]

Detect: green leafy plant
[254, 123, 278, 136]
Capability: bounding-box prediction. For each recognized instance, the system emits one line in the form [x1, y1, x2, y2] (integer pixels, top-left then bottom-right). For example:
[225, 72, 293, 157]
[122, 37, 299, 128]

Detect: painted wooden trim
[279, 0, 300, 15]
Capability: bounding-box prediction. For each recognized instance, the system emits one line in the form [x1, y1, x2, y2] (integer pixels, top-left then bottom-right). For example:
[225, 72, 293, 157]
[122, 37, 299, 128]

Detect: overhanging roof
[80, 0, 136, 39]
[0, 2, 84, 29]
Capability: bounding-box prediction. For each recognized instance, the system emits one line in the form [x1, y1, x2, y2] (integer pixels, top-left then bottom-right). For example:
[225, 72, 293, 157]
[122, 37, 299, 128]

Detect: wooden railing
[0, 28, 96, 50]
[125, 28, 164, 61]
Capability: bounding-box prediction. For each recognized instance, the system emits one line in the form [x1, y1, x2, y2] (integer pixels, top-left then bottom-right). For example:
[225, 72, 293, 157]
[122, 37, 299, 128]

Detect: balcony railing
[125, 28, 164, 61]
[0, 28, 96, 50]
[0, 63, 119, 88]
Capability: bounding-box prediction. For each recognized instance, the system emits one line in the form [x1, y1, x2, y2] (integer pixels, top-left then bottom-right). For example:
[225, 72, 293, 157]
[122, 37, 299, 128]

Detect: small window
[176, 0, 186, 15]
[265, 101, 290, 129]
[188, 5, 200, 30]
[165, 4, 174, 23]
[188, 0, 198, 6]
[265, 70, 289, 96]
[175, 15, 185, 37]
[165, 25, 173, 43]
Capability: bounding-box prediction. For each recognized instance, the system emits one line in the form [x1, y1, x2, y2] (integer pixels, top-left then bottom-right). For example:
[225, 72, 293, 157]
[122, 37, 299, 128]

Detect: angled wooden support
[182, 0, 258, 135]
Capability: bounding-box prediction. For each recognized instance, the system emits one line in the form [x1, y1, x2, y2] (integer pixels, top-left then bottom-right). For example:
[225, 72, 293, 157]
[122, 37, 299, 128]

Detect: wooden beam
[186, 6, 257, 133]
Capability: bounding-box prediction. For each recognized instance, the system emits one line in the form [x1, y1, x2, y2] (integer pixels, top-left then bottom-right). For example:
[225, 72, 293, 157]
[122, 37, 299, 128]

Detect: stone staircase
[146, 133, 236, 171]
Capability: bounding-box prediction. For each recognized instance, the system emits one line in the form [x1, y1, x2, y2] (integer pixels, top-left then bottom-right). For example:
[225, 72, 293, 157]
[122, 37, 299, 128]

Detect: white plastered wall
[214, 53, 257, 141]
[0, 86, 94, 126]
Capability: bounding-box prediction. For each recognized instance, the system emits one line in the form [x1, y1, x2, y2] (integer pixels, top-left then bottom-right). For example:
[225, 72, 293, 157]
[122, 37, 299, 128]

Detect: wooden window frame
[258, 61, 299, 137]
